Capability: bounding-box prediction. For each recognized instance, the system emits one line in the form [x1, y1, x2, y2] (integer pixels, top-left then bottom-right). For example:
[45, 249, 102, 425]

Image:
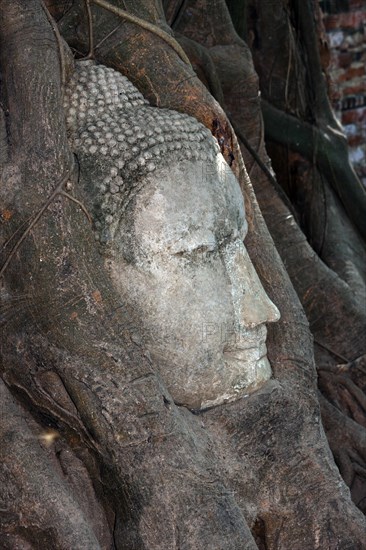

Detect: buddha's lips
[222, 324, 268, 360]
[223, 343, 267, 362]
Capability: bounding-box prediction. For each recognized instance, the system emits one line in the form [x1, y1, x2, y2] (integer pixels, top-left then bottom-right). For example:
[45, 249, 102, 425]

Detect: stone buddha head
[64, 61, 280, 410]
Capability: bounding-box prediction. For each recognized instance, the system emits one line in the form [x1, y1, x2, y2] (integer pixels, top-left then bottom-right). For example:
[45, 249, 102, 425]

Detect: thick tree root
[320, 393, 366, 513]
[319, 357, 366, 429]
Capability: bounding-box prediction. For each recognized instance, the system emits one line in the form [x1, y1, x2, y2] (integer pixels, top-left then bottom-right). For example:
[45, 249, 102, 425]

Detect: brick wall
[320, 0, 366, 186]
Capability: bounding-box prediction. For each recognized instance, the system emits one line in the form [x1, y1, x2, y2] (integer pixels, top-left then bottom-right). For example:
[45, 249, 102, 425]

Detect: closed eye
[173, 243, 217, 258]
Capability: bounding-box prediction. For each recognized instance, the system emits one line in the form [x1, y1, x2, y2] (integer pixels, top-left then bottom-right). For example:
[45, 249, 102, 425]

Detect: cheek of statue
[110, 160, 280, 410]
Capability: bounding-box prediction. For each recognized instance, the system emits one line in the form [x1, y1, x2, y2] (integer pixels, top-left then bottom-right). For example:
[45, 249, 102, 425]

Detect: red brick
[348, 135, 365, 146]
[338, 64, 365, 81]
[342, 83, 366, 95]
[342, 107, 366, 125]
[323, 17, 339, 31]
[338, 51, 353, 67]
[349, 0, 366, 11]
[323, 10, 365, 30]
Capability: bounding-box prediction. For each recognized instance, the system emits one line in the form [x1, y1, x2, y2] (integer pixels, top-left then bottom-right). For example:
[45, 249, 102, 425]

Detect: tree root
[261, 99, 366, 241]
[40, 0, 67, 87]
[320, 393, 366, 512]
[318, 355, 366, 428]
[90, 0, 191, 65]
[0, 165, 75, 279]
[84, 0, 94, 58]
[176, 33, 224, 104]
[60, 191, 93, 224]
[233, 122, 298, 219]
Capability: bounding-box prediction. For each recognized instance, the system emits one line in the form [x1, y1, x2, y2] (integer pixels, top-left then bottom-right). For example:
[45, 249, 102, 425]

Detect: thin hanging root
[315, 338, 350, 363]
[90, 0, 191, 66]
[233, 121, 297, 218]
[0, 169, 73, 279]
[1, 218, 32, 250]
[40, 0, 66, 88]
[94, 21, 122, 51]
[60, 191, 92, 224]
[84, 0, 95, 59]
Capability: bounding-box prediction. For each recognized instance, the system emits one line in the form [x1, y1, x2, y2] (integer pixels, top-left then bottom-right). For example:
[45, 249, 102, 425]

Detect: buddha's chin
[199, 355, 273, 410]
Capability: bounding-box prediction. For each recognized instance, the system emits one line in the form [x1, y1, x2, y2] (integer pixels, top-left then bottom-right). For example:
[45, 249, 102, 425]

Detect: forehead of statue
[132, 157, 247, 251]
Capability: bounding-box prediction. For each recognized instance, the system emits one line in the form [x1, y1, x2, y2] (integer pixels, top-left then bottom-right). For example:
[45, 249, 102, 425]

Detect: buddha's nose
[223, 240, 281, 329]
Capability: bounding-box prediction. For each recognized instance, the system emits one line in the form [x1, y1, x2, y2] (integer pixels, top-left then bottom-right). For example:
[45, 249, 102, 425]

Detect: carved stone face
[65, 61, 280, 410]
[109, 155, 280, 410]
